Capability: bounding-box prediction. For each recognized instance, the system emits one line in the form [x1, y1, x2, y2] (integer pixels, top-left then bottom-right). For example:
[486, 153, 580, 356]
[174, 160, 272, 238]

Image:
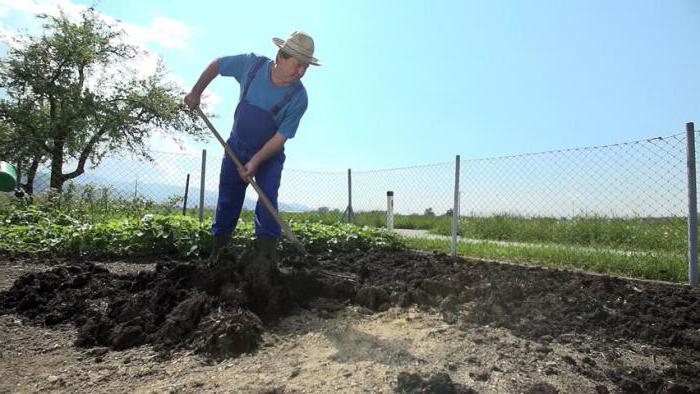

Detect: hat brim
[272, 37, 321, 66]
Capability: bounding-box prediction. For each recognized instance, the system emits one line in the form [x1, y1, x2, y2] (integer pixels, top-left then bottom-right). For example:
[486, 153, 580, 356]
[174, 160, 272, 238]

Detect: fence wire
[460, 133, 688, 218]
[7, 132, 693, 220]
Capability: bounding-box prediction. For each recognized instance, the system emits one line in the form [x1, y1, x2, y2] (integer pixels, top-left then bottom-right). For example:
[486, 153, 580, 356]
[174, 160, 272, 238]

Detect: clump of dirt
[394, 372, 475, 393]
[0, 250, 352, 359]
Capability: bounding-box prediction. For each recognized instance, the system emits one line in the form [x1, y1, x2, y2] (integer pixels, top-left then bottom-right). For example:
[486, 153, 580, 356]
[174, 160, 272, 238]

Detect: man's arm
[238, 132, 287, 181]
[184, 59, 219, 109]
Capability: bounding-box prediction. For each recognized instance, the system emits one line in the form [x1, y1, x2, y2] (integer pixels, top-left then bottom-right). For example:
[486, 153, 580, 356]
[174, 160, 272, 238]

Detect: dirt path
[1, 250, 699, 393]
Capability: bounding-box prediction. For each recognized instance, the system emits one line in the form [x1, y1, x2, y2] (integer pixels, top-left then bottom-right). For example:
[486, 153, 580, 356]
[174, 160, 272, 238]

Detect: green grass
[445, 215, 686, 254]
[402, 236, 688, 284]
[279, 211, 687, 258]
[280, 211, 687, 254]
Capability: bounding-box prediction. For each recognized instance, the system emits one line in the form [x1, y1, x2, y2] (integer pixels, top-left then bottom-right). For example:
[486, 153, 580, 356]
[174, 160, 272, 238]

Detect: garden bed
[1, 249, 699, 392]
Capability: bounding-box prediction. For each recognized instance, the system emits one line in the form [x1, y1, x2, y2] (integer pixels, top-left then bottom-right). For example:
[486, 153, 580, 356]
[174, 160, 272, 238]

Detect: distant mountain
[26, 171, 312, 212]
[86, 177, 312, 212]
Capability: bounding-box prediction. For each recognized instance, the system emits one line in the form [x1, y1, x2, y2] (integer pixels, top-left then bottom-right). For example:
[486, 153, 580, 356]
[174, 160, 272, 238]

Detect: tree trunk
[49, 141, 66, 191]
[22, 158, 40, 195]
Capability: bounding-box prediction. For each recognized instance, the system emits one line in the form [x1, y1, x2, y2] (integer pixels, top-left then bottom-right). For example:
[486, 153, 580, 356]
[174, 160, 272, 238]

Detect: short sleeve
[277, 90, 308, 139]
[217, 53, 256, 81]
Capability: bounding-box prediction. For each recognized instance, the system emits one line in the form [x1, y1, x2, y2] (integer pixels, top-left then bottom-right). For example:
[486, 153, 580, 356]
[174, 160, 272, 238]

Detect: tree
[0, 116, 47, 194]
[424, 207, 435, 216]
[0, 8, 207, 192]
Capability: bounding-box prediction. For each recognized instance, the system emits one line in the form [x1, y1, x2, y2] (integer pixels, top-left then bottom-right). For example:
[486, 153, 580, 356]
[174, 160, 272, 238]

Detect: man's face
[277, 55, 309, 83]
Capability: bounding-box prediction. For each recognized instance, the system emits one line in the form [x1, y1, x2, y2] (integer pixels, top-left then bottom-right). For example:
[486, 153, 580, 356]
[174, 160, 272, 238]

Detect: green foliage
[0, 182, 158, 223]
[0, 213, 210, 258]
[0, 199, 402, 259]
[0, 8, 208, 191]
[288, 221, 402, 254]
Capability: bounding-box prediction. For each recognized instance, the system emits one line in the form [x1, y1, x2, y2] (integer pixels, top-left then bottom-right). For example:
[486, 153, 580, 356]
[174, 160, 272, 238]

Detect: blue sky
[1, 0, 699, 174]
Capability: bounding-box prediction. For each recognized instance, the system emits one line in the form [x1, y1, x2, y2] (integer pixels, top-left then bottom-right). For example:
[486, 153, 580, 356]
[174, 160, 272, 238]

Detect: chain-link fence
[7, 130, 696, 221]
[453, 129, 696, 285]
[4, 125, 698, 283]
[12, 148, 457, 221]
[460, 133, 687, 218]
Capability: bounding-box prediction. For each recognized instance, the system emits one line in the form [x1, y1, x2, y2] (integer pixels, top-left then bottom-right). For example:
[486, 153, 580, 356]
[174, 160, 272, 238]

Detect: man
[184, 31, 320, 263]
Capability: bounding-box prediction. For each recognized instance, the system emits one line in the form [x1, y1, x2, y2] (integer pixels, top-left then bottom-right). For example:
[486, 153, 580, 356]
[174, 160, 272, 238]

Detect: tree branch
[62, 125, 108, 180]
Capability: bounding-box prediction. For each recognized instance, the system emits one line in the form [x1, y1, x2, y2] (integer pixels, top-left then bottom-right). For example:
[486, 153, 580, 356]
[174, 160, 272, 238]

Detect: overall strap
[270, 83, 303, 115]
[241, 57, 268, 100]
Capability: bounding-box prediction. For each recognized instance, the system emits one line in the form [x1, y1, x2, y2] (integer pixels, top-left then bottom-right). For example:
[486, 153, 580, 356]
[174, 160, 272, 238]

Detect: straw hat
[272, 31, 320, 66]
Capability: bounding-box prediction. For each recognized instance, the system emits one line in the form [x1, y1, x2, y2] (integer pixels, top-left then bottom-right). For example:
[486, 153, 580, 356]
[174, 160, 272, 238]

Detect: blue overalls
[212, 58, 302, 238]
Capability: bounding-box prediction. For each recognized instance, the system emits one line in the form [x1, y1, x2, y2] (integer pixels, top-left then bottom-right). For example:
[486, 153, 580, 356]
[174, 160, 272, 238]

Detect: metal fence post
[686, 122, 698, 287]
[199, 149, 207, 223]
[183, 173, 190, 216]
[451, 155, 460, 258]
[346, 168, 355, 224]
[387, 191, 394, 231]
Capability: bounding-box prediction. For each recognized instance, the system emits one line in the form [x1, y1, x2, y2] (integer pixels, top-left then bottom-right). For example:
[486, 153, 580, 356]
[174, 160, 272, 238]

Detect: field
[1, 196, 699, 393]
[2, 248, 700, 393]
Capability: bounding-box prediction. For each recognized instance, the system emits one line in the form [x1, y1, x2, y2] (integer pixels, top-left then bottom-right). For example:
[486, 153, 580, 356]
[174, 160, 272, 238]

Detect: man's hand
[238, 160, 259, 183]
[237, 133, 287, 182]
[184, 92, 201, 110]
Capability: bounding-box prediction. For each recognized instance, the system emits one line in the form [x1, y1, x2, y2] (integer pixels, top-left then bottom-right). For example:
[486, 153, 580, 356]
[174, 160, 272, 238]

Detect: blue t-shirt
[218, 53, 308, 139]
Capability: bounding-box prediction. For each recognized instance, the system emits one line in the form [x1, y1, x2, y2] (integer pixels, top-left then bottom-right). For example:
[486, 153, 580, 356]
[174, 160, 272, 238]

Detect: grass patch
[402, 236, 688, 284]
[277, 212, 687, 258]
[432, 215, 687, 254]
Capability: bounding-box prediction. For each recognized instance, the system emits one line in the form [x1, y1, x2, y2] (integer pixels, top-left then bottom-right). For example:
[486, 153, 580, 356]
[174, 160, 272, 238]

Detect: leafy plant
[0, 201, 403, 259]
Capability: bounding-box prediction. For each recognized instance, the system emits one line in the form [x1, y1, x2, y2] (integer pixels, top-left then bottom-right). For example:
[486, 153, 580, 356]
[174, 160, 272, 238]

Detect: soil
[1, 248, 699, 393]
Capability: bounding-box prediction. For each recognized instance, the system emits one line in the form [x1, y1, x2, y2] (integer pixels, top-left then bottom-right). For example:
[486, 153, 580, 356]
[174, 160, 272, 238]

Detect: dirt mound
[0, 251, 352, 359]
[2, 248, 700, 389]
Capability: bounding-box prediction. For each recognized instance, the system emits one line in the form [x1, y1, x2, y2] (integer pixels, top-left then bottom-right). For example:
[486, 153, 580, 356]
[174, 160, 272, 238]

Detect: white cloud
[0, 0, 85, 18]
[0, 0, 195, 53]
[122, 16, 194, 51]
